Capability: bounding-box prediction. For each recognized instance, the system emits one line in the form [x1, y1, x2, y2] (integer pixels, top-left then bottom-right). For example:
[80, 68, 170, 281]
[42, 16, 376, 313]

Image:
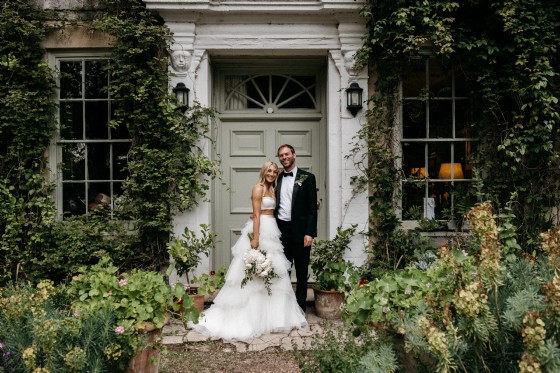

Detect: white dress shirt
[277, 167, 297, 221]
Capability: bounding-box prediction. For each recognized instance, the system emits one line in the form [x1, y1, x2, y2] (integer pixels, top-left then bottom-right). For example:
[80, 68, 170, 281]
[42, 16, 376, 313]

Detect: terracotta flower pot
[189, 293, 205, 313]
[127, 324, 162, 373]
[313, 288, 344, 320]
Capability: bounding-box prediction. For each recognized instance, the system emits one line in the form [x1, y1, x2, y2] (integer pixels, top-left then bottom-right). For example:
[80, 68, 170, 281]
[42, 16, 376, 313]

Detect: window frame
[48, 51, 131, 218]
[397, 55, 475, 227]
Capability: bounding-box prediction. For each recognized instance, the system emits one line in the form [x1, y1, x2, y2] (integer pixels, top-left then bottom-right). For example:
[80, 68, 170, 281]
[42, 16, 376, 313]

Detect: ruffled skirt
[189, 215, 308, 340]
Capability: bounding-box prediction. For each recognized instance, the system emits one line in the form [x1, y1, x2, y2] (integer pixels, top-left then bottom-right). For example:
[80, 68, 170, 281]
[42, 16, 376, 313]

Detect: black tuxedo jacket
[275, 168, 318, 241]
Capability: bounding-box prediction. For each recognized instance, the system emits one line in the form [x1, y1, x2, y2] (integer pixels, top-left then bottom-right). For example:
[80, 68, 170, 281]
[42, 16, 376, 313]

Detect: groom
[275, 144, 318, 311]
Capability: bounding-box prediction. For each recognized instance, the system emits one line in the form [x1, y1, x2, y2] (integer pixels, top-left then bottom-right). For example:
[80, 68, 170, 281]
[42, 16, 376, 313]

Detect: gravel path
[160, 342, 303, 373]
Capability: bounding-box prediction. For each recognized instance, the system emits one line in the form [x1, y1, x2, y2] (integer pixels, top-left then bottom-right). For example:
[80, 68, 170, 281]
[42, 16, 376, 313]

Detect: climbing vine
[90, 0, 220, 269]
[0, 0, 220, 282]
[352, 0, 560, 268]
[0, 0, 58, 281]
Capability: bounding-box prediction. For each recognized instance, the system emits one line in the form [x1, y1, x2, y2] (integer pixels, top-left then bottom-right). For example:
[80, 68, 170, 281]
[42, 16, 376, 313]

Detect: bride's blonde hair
[257, 161, 278, 197]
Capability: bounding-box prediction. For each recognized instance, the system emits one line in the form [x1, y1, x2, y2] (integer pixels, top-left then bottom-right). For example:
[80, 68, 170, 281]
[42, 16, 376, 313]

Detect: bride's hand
[250, 239, 259, 249]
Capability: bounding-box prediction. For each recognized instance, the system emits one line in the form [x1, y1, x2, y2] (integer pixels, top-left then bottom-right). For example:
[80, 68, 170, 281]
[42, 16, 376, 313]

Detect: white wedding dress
[190, 197, 308, 340]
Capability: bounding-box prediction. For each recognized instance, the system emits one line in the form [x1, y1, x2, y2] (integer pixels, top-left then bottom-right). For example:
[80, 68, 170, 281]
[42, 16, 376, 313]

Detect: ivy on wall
[91, 0, 221, 269]
[0, 0, 57, 281]
[354, 0, 560, 269]
[0, 0, 220, 282]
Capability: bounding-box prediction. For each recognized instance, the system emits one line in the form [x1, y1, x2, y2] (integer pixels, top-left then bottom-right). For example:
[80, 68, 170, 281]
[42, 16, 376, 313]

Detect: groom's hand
[304, 235, 313, 247]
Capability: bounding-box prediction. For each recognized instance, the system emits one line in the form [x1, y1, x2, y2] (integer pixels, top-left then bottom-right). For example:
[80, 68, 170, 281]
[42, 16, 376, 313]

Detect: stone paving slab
[162, 306, 340, 352]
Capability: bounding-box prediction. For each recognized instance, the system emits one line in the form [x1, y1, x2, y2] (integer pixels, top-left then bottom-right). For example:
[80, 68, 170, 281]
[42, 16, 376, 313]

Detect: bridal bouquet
[241, 236, 279, 295]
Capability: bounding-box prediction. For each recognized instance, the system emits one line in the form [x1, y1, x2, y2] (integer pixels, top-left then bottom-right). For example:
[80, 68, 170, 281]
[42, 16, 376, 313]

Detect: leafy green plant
[344, 203, 560, 372]
[67, 257, 199, 333]
[90, 0, 222, 269]
[32, 206, 137, 283]
[294, 322, 398, 373]
[0, 280, 132, 372]
[311, 225, 359, 292]
[417, 218, 447, 232]
[0, 0, 58, 283]
[166, 224, 218, 286]
[192, 266, 227, 296]
[404, 205, 423, 220]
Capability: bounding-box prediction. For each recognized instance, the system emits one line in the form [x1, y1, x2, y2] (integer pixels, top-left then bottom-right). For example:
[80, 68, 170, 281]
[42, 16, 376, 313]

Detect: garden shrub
[31, 207, 138, 283]
[343, 203, 560, 372]
[0, 0, 57, 284]
[294, 322, 398, 373]
[0, 281, 132, 372]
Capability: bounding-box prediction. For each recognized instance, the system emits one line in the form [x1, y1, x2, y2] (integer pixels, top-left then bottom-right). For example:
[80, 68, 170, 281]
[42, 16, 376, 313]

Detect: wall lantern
[173, 82, 190, 112]
[346, 82, 363, 117]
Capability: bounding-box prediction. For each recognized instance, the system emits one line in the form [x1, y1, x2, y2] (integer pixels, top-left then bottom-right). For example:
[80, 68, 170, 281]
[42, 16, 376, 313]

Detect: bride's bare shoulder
[251, 183, 264, 196]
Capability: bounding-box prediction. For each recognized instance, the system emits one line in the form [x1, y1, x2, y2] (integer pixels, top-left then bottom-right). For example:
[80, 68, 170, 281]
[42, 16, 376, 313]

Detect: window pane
[59, 102, 83, 140]
[113, 143, 130, 180]
[402, 142, 425, 177]
[277, 76, 316, 109]
[85, 101, 109, 139]
[85, 60, 109, 99]
[247, 76, 267, 108]
[429, 58, 452, 97]
[402, 182, 426, 219]
[402, 100, 426, 138]
[402, 58, 426, 98]
[88, 143, 110, 180]
[60, 61, 82, 99]
[429, 100, 452, 138]
[454, 141, 468, 164]
[428, 143, 451, 179]
[224, 74, 317, 110]
[455, 67, 467, 97]
[62, 143, 85, 181]
[63, 183, 86, 215]
[429, 181, 451, 218]
[87, 182, 111, 211]
[455, 99, 470, 138]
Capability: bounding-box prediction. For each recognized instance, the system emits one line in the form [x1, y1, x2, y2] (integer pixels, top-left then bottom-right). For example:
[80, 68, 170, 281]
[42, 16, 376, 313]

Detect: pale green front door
[212, 60, 326, 270]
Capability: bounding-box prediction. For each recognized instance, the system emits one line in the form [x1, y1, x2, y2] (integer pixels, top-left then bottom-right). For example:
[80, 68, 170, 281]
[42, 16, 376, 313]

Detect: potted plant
[191, 265, 227, 302]
[166, 224, 218, 312]
[68, 258, 199, 373]
[311, 225, 359, 319]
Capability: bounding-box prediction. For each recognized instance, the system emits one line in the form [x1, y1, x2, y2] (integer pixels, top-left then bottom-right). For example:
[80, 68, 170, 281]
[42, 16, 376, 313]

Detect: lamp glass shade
[410, 167, 426, 179]
[173, 82, 190, 108]
[349, 91, 360, 106]
[438, 163, 464, 179]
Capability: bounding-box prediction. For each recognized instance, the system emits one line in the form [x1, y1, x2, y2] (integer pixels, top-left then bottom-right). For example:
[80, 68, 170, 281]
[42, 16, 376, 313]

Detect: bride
[190, 161, 308, 340]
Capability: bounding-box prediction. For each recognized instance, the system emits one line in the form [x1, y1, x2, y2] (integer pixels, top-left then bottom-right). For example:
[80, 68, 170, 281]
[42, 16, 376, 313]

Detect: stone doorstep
[162, 306, 337, 352]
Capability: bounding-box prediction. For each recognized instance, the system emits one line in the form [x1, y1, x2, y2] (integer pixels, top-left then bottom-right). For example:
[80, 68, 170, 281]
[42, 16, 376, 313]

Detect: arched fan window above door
[224, 74, 318, 112]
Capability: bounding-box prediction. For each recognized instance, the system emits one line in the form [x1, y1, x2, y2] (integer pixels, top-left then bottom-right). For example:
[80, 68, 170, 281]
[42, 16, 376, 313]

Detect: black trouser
[277, 219, 310, 311]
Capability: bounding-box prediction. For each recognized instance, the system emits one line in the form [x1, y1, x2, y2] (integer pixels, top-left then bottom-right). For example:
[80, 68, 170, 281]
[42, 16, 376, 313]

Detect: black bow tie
[283, 171, 293, 177]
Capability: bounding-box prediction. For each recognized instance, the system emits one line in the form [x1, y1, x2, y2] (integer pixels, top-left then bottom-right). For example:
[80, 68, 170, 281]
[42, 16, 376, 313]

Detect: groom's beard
[281, 158, 295, 170]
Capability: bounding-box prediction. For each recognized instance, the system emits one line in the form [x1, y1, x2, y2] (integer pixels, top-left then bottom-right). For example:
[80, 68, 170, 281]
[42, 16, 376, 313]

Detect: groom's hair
[277, 144, 295, 155]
